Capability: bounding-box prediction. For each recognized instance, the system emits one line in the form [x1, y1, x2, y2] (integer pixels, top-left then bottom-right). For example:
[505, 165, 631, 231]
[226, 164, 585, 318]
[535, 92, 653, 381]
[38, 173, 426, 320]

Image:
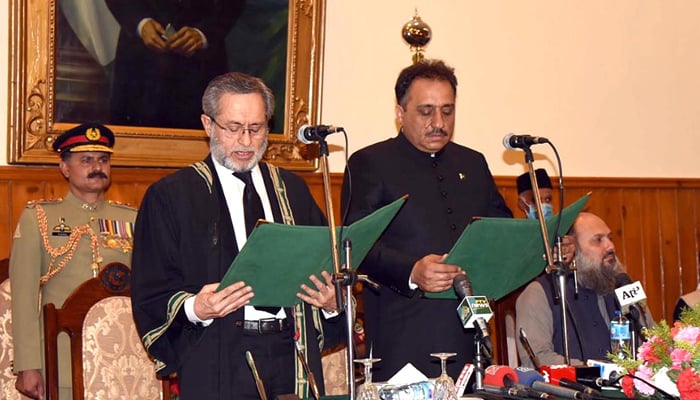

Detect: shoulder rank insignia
[107, 200, 137, 211]
[26, 198, 62, 209]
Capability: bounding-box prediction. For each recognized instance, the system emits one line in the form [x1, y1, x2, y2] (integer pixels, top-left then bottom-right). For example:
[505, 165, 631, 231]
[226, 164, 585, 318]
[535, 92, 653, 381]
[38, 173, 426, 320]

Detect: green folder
[425, 194, 590, 301]
[216, 196, 406, 306]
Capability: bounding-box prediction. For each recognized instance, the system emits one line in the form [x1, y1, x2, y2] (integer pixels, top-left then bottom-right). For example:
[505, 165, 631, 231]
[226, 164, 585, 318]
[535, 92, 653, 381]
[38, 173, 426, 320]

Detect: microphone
[454, 272, 473, 297]
[514, 367, 545, 387]
[503, 133, 549, 150]
[614, 273, 650, 334]
[296, 124, 344, 144]
[484, 365, 553, 399]
[453, 275, 494, 355]
[519, 328, 541, 369]
[559, 378, 603, 397]
[483, 365, 519, 387]
[531, 381, 593, 400]
[480, 384, 533, 398]
[539, 364, 576, 386]
[591, 370, 624, 388]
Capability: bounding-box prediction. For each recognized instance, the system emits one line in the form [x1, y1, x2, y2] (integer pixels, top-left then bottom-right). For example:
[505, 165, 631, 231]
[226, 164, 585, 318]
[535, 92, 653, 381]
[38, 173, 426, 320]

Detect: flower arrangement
[611, 304, 700, 399]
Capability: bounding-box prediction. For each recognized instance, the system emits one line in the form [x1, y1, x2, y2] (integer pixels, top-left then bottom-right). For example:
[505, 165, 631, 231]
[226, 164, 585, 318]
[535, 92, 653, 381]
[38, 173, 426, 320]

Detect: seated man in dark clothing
[516, 212, 626, 367]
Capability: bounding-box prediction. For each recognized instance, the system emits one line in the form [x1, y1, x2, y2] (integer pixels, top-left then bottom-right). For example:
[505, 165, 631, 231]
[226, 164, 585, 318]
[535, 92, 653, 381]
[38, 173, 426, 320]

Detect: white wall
[321, 1, 700, 177]
[3, 1, 700, 177]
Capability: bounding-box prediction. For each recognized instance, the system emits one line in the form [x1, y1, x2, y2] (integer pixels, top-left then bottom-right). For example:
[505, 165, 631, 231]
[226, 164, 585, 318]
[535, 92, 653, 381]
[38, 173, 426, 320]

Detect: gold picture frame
[8, 0, 324, 170]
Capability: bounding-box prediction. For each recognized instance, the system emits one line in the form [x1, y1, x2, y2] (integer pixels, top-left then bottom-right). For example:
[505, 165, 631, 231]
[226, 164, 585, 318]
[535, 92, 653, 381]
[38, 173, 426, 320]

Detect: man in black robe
[341, 60, 512, 382]
[131, 72, 343, 399]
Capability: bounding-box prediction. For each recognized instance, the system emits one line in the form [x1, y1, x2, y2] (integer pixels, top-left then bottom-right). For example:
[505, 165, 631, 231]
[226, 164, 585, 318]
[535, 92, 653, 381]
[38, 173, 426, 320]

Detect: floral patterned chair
[43, 262, 168, 400]
[0, 258, 31, 400]
[322, 345, 349, 395]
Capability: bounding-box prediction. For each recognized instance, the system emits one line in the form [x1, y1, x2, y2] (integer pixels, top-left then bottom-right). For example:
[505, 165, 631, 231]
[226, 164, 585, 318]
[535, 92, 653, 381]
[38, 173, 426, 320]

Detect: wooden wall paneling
[108, 169, 174, 207]
[677, 189, 699, 296]
[104, 181, 145, 208]
[44, 179, 70, 201]
[565, 188, 593, 216]
[1, 166, 699, 325]
[496, 186, 515, 215]
[639, 189, 664, 319]
[619, 189, 644, 289]
[592, 188, 624, 239]
[298, 172, 344, 224]
[657, 189, 682, 321]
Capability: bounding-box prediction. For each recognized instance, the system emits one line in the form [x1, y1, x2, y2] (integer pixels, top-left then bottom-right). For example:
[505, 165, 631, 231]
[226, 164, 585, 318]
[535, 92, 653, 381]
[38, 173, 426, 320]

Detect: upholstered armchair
[43, 263, 168, 400]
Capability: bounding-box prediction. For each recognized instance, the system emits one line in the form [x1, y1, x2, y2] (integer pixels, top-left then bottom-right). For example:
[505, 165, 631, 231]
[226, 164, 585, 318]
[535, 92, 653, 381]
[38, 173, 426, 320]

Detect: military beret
[516, 168, 552, 194]
[52, 123, 115, 154]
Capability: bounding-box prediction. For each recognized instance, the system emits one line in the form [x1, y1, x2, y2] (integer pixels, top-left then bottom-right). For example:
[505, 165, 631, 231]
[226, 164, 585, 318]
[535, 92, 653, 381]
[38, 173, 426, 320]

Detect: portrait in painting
[54, 0, 288, 131]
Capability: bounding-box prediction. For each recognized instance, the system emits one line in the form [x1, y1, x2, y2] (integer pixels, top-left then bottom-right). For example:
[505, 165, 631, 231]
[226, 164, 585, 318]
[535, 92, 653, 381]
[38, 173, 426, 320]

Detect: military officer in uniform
[10, 123, 137, 400]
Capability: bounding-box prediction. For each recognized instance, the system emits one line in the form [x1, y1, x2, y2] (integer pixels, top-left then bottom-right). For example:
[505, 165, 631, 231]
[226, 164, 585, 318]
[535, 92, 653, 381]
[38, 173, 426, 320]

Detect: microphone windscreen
[514, 367, 545, 387]
[614, 273, 633, 288]
[453, 274, 472, 297]
[483, 365, 518, 387]
[540, 364, 576, 385]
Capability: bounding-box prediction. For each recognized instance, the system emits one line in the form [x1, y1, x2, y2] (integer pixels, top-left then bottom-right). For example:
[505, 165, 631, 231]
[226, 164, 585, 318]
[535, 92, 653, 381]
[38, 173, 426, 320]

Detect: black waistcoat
[537, 274, 618, 361]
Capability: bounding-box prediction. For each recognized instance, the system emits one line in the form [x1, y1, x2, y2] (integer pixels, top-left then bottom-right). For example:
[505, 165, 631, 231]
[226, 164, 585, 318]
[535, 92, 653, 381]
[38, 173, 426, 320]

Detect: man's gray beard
[210, 134, 268, 172]
[574, 251, 625, 295]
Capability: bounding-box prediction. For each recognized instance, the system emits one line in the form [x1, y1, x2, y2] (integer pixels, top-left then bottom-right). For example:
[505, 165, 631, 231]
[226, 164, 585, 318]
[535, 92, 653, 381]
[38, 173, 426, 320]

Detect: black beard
[574, 250, 624, 294]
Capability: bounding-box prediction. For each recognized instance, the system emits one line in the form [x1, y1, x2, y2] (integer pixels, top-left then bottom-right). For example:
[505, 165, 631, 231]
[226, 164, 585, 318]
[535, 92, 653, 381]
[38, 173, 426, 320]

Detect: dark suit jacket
[342, 133, 512, 381]
[106, 0, 244, 128]
[131, 156, 342, 398]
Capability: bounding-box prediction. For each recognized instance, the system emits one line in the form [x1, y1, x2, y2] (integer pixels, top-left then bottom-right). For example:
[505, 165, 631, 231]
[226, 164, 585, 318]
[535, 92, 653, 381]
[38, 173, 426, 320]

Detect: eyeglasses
[206, 114, 268, 137]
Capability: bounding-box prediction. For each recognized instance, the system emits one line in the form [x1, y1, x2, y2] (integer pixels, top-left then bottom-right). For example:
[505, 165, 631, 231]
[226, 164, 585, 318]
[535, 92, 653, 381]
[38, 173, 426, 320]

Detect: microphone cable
[336, 128, 351, 255]
[618, 373, 679, 400]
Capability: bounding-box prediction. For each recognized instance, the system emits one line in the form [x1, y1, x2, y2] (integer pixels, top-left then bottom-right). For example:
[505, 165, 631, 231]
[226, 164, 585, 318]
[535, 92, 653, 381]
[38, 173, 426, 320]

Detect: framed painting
[8, 0, 325, 170]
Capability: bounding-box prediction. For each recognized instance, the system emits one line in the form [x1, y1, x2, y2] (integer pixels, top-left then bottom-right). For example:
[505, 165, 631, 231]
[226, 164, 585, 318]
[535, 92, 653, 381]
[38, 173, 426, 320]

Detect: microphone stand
[520, 146, 573, 364]
[472, 328, 492, 391]
[316, 138, 378, 400]
[473, 337, 485, 391]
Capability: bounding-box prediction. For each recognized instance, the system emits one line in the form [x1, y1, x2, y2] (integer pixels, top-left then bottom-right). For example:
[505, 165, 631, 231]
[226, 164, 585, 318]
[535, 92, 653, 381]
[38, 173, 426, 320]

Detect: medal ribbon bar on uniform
[98, 219, 134, 239]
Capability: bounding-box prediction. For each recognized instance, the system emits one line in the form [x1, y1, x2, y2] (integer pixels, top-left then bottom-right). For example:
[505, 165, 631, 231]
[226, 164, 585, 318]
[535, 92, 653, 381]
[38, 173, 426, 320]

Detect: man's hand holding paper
[193, 281, 254, 320]
[216, 197, 406, 306]
[410, 253, 465, 293]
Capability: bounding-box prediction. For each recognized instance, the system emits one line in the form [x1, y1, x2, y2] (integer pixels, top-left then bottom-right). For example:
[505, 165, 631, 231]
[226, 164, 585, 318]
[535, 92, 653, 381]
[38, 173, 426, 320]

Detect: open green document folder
[216, 196, 407, 306]
[425, 194, 590, 301]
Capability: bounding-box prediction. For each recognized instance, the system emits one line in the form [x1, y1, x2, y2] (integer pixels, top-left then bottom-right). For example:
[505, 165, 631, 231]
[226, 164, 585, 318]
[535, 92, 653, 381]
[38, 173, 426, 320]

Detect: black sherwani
[131, 156, 342, 399]
[341, 133, 512, 382]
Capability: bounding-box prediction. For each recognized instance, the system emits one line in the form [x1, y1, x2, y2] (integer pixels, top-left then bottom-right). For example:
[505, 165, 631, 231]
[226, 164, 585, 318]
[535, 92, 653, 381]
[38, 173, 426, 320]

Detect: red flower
[677, 368, 700, 400]
[621, 375, 636, 399]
